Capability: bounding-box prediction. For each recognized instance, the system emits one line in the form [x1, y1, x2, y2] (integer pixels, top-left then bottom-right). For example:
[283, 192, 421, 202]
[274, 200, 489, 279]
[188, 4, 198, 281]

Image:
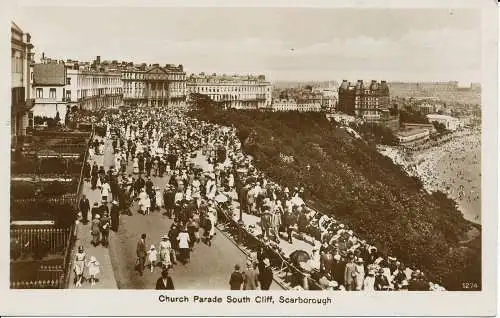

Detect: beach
[378, 129, 481, 224]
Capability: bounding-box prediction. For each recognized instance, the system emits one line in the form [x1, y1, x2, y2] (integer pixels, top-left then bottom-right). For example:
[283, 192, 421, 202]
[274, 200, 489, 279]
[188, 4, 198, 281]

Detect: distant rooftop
[188, 73, 269, 84]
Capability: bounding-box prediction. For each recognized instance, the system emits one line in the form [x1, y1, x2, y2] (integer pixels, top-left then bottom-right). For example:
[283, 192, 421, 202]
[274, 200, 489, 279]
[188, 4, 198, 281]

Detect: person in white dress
[73, 246, 86, 288]
[88, 147, 95, 162]
[144, 195, 151, 215]
[363, 270, 376, 291]
[155, 186, 163, 209]
[138, 188, 148, 214]
[98, 141, 105, 155]
[177, 228, 191, 264]
[101, 181, 111, 204]
[87, 256, 100, 287]
[148, 245, 158, 272]
[133, 157, 139, 174]
[159, 235, 172, 269]
[228, 173, 235, 190]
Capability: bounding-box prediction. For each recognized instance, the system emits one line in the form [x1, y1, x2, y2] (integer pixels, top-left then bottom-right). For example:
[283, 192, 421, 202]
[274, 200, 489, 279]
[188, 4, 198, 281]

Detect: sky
[12, 6, 482, 83]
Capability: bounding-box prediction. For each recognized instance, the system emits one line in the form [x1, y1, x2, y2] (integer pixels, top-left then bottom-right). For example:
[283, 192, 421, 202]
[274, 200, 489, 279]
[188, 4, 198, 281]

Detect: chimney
[96, 56, 101, 64]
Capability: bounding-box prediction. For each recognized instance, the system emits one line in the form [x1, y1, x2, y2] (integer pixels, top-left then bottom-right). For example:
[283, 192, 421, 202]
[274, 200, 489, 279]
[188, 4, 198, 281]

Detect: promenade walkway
[69, 138, 118, 289]
[191, 151, 316, 257]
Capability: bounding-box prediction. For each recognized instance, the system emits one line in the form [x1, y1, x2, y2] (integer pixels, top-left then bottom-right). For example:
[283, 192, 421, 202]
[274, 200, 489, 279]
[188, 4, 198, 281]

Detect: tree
[432, 121, 447, 133]
[399, 109, 429, 124]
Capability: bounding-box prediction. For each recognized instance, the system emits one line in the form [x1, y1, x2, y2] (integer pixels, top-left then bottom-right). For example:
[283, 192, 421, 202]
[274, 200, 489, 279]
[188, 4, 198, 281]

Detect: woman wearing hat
[159, 235, 172, 269]
[354, 257, 365, 291]
[148, 244, 158, 273]
[87, 256, 100, 287]
[155, 186, 163, 210]
[363, 269, 376, 291]
[91, 215, 101, 247]
[177, 227, 191, 265]
[73, 246, 86, 288]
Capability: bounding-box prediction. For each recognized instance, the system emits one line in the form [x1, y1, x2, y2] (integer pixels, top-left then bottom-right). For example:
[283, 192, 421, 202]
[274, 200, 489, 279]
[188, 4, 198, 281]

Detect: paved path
[107, 149, 282, 290]
[69, 138, 118, 289]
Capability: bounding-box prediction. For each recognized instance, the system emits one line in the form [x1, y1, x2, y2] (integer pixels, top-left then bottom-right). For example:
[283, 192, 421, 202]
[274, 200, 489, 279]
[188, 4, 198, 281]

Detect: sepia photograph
[2, 0, 497, 316]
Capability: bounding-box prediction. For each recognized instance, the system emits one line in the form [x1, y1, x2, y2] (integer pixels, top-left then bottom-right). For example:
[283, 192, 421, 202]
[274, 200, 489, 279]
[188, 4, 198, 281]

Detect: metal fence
[11, 278, 64, 289]
[10, 128, 94, 289]
[10, 227, 72, 257]
[215, 202, 323, 290]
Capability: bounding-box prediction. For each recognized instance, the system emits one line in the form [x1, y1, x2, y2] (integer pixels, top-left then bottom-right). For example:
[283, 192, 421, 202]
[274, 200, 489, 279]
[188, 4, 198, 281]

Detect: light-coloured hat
[356, 257, 364, 263]
[161, 235, 168, 240]
[112, 200, 118, 205]
[339, 224, 345, 228]
[150, 245, 155, 250]
[263, 258, 270, 266]
[95, 214, 101, 219]
[333, 254, 341, 261]
[90, 256, 97, 262]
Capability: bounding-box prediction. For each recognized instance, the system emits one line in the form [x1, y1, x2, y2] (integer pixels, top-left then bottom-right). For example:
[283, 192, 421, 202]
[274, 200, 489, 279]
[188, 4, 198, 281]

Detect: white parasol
[214, 193, 228, 203]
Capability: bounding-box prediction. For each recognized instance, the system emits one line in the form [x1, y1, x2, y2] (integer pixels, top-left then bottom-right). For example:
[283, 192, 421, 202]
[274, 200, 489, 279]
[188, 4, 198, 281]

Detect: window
[66, 90, 71, 101]
[66, 77, 71, 85]
[36, 88, 43, 98]
[49, 88, 56, 99]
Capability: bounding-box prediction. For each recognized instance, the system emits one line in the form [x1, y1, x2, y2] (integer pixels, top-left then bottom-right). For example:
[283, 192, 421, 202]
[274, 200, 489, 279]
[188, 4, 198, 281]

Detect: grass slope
[192, 109, 481, 290]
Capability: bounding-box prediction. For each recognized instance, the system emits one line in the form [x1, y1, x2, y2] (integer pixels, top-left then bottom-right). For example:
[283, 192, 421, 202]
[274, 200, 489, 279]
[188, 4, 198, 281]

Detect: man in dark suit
[260, 258, 274, 290]
[79, 195, 90, 224]
[156, 269, 175, 290]
[136, 233, 147, 276]
[110, 200, 120, 232]
[229, 264, 244, 290]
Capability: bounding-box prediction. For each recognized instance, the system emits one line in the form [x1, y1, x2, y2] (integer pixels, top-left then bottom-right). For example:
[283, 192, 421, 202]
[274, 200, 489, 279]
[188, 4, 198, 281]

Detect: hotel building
[65, 62, 123, 111]
[271, 99, 322, 112]
[338, 80, 399, 130]
[122, 64, 186, 107]
[186, 73, 272, 109]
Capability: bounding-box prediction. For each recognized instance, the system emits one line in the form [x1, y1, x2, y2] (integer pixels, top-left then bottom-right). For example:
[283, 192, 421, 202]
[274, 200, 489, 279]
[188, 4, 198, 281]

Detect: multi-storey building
[32, 62, 68, 123]
[122, 63, 186, 107]
[270, 99, 322, 112]
[66, 62, 123, 111]
[338, 80, 399, 130]
[186, 73, 272, 109]
[338, 80, 390, 117]
[11, 22, 35, 143]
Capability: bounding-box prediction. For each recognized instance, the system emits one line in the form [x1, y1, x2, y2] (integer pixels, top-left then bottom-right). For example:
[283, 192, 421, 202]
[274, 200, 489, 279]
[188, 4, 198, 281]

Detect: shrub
[191, 108, 481, 290]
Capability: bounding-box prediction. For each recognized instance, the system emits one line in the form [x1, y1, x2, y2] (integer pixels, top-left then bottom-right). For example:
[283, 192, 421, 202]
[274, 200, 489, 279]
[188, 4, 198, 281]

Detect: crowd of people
[73, 105, 448, 291]
[378, 129, 481, 223]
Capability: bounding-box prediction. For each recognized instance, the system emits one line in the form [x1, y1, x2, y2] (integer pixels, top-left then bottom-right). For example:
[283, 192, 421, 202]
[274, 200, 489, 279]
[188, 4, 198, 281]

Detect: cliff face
[191, 108, 481, 290]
